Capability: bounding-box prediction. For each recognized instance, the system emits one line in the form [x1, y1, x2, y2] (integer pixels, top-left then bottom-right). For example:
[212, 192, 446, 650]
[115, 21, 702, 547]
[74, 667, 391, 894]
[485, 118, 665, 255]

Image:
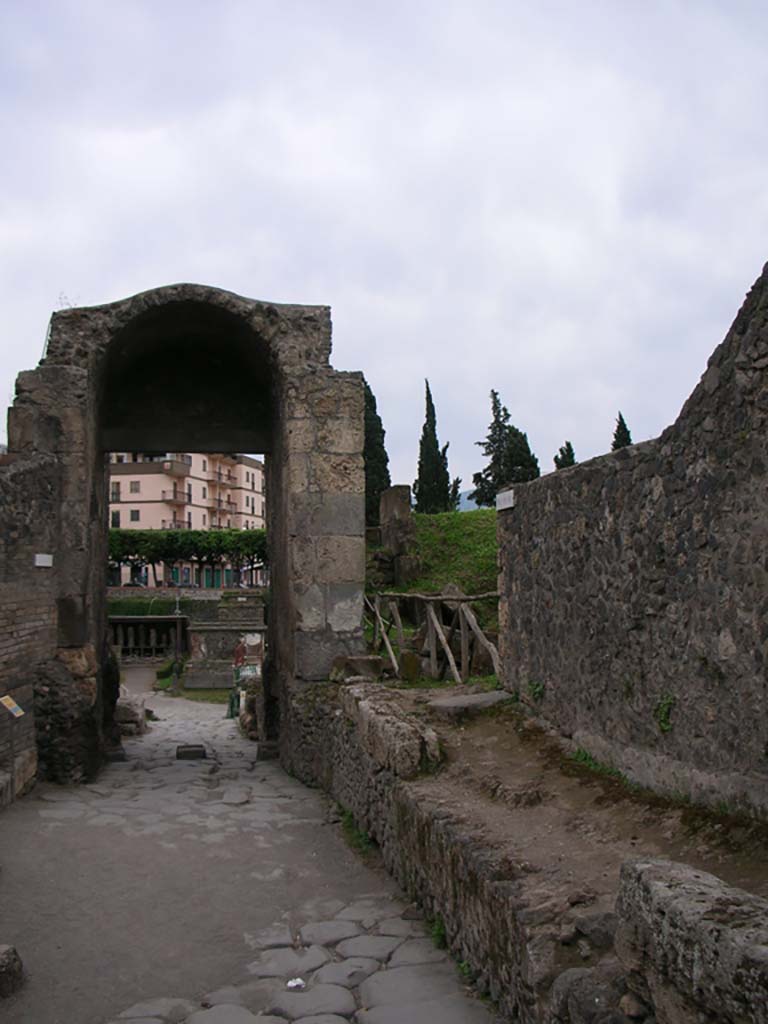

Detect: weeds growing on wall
[527, 680, 545, 703]
[654, 694, 676, 733]
[429, 915, 448, 949]
[337, 806, 376, 856]
[570, 747, 627, 781]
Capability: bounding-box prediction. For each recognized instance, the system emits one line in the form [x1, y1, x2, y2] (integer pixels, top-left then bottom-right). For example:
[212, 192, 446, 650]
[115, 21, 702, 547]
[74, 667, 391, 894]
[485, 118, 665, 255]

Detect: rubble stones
[0, 945, 24, 998]
[615, 858, 768, 1023]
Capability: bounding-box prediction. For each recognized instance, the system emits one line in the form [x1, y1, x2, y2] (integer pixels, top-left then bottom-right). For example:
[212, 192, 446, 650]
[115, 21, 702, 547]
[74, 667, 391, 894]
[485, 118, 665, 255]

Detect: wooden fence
[363, 591, 500, 683]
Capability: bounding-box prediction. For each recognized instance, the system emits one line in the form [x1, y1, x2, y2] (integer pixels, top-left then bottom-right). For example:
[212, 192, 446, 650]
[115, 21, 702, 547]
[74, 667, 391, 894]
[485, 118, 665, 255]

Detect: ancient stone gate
[0, 284, 365, 796]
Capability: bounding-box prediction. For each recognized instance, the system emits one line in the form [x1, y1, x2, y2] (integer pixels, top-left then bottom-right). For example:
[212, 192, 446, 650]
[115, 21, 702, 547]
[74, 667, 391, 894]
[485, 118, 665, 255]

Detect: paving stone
[299, 921, 363, 946]
[186, 1006, 262, 1024]
[375, 918, 427, 938]
[335, 899, 404, 924]
[269, 983, 356, 1020]
[222, 788, 251, 805]
[427, 691, 512, 719]
[202, 986, 244, 1007]
[335, 936, 403, 961]
[359, 963, 462, 1007]
[356, 994, 494, 1023]
[118, 997, 198, 1020]
[388, 938, 449, 966]
[295, 1017, 349, 1023]
[244, 924, 293, 949]
[107, 1018, 159, 1023]
[312, 957, 380, 988]
[249, 945, 331, 978]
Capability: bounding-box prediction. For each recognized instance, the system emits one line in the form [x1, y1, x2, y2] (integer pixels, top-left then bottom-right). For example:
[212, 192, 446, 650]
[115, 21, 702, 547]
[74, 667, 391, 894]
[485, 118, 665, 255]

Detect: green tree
[470, 390, 540, 507]
[612, 411, 632, 450]
[108, 528, 267, 587]
[363, 379, 391, 526]
[413, 380, 460, 513]
[554, 440, 576, 470]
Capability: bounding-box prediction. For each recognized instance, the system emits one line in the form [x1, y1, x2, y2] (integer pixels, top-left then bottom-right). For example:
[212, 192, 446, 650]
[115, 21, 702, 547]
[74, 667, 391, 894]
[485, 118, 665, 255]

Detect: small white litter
[286, 977, 305, 990]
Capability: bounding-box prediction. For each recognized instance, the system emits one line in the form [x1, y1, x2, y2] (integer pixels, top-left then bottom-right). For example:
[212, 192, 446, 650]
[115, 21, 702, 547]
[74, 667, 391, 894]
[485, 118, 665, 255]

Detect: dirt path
[404, 692, 768, 950]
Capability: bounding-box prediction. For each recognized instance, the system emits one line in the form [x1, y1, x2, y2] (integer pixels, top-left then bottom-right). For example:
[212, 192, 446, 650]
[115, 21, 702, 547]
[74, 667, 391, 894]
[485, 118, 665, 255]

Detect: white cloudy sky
[1, 1, 767, 488]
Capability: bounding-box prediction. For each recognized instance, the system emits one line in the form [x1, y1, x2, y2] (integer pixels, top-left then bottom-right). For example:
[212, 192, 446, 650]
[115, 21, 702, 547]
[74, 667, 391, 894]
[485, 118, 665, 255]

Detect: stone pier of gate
[0, 283, 366, 797]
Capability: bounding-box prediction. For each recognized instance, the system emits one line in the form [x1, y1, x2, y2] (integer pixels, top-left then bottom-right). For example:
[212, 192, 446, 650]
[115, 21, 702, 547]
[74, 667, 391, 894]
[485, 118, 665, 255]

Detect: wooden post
[426, 606, 438, 678]
[389, 600, 406, 649]
[373, 594, 381, 651]
[427, 604, 461, 684]
[461, 603, 501, 677]
[460, 605, 470, 681]
[438, 607, 461, 680]
[373, 600, 399, 676]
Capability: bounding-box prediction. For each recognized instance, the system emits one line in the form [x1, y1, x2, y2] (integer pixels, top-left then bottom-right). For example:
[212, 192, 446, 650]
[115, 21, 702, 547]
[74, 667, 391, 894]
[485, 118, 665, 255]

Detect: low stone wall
[281, 681, 768, 1023]
[616, 859, 768, 1024]
[498, 263, 768, 818]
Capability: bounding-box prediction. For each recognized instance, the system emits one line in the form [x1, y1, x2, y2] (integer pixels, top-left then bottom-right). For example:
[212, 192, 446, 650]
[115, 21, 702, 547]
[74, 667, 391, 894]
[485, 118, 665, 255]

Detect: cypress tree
[363, 379, 391, 526]
[554, 440, 576, 470]
[612, 412, 632, 450]
[470, 390, 540, 507]
[413, 380, 460, 513]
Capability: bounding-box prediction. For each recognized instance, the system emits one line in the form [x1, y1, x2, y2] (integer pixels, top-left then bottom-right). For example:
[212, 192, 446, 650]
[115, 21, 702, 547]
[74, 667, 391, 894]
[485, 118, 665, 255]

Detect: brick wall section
[497, 262, 768, 816]
[0, 453, 61, 801]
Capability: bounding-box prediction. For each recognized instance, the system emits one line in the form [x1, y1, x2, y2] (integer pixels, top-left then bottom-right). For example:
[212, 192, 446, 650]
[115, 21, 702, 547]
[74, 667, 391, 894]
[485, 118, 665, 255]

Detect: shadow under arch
[6, 282, 366, 781]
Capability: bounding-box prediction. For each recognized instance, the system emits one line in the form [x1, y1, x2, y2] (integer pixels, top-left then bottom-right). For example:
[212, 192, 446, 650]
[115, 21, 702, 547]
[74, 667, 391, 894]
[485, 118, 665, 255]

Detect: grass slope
[408, 508, 498, 595]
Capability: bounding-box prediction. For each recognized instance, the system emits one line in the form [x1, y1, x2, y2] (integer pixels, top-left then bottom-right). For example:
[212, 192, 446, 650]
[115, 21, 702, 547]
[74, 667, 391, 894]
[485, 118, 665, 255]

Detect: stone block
[56, 596, 87, 647]
[309, 454, 364, 495]
[176, 744, 207, 760]
[315, 535, 365, 584]
[285, 417, 316, 454]
[290, 493, 365, 538]
[325, 584, 364, 633]
[329, 655, 383, 682]
[428, 691, 512, 721]
[316, 417, 363, 455]
[0, 945, 24, 998]
[288, 454, 311, 493]
[338, 684, 442, 778]
[56, 643, 97, 679]
[295, 584, 326, 631]
[294, 630, 364, 682]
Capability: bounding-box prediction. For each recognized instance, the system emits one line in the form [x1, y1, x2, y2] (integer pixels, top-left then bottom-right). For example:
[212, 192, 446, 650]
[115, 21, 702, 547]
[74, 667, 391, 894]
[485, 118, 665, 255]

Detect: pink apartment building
[109, 452, 265, 586]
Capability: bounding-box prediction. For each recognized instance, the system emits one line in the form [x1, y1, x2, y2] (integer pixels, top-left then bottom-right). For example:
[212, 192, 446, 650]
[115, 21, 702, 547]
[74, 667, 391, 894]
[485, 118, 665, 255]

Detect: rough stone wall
[0, 454, 60, 802]
[498, 263, 768, 816]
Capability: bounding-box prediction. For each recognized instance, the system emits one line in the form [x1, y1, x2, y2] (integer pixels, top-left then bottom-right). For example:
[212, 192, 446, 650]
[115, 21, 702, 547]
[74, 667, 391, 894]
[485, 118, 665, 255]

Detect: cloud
[1, 0, 766, 490]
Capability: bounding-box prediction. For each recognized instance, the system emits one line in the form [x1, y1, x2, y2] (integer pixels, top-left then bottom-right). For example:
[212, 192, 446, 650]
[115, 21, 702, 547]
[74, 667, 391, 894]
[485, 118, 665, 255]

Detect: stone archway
[2, 284, 365, 788]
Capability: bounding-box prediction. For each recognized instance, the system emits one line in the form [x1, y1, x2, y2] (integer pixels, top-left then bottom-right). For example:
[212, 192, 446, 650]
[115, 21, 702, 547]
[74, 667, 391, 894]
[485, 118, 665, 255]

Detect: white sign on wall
[496, 489, 516, 512]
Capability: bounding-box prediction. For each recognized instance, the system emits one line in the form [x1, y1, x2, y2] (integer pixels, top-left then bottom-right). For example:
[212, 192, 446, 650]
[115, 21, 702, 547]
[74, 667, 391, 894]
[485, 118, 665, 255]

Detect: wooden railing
[364, 591, 500, 683]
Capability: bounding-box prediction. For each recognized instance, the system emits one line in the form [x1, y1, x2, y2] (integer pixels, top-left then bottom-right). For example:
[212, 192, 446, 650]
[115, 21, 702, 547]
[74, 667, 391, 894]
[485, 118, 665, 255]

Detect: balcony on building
[162, 489, 192, 504]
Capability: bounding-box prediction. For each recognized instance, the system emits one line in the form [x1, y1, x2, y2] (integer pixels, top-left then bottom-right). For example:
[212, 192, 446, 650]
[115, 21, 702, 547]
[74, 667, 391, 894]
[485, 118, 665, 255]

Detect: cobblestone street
[0, 669, 497, 1023]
